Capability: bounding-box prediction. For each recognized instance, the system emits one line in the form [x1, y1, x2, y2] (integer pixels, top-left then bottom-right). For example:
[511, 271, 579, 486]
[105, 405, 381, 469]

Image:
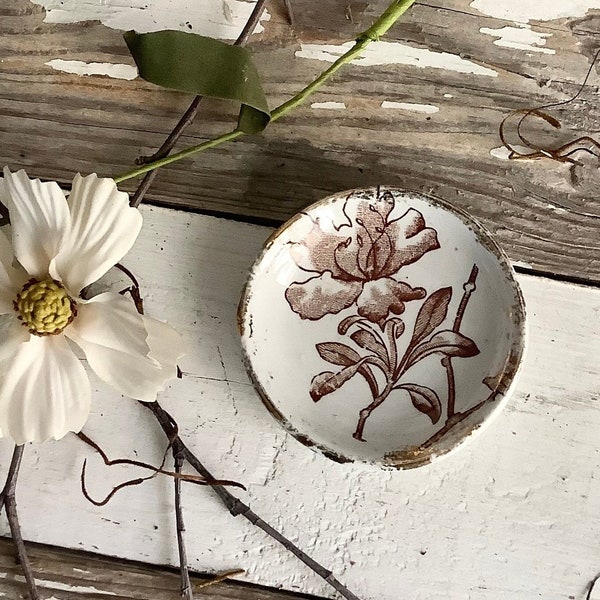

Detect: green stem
[113, 0, 417, 184]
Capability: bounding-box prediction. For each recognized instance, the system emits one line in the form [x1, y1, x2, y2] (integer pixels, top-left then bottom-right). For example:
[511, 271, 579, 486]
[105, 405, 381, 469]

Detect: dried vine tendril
[500, 48, 600, 163]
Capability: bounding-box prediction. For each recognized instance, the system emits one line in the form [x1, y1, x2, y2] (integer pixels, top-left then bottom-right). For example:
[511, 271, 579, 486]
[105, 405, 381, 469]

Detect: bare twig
[129, 0, 270, 208]
[140, 400, 363, 600]
[1, 445, 39, 600]
[174, 448, 193, 600]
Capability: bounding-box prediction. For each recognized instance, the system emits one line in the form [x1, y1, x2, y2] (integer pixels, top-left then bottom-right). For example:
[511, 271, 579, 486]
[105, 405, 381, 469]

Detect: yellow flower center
[14, 279, 76, 336]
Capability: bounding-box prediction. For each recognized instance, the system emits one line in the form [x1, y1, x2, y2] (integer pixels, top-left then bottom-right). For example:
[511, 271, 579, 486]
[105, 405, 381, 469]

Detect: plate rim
[238, 186, 528, 469]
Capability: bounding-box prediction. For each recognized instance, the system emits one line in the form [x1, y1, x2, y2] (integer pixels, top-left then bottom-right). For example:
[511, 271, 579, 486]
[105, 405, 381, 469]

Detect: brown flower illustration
[285, 194, 439, 326]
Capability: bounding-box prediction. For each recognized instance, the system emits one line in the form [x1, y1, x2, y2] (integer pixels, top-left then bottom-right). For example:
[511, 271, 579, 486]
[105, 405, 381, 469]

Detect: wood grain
[0, 537, 320, 599]
[0, 1, 599, 282]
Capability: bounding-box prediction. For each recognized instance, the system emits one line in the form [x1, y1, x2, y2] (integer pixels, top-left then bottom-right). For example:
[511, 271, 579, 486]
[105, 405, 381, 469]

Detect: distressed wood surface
[0, 205, 598, 600]
[0, 537, 318, 599]
[0, 0, 599, 281]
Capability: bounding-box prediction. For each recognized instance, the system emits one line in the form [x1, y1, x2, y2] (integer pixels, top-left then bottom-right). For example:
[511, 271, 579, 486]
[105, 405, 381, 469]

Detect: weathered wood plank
[0, 537, 320, 599]
[0, 1, 599, 281]
[0, 205, 598, 600]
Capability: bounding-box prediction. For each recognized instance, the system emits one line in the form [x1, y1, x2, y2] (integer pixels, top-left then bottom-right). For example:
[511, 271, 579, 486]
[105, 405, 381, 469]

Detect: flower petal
[357, 278, 426, 325]
[2, 168, 70, 278]
[50, 173, 142, 294]
[285, 273, 362, 320]
[0, 334, 91, 444]
[383, 208, 440, 276]
[288, 218, 352, 279]
[0, 230, 27, 314]
[68, 312, 184, 402]
[66, 292, 150, 358]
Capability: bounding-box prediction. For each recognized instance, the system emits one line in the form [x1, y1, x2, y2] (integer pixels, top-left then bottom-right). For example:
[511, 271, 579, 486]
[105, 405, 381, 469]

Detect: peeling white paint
[310, 101, 347, 109]
[547, 203, 567, 214]
[30, 0, 270, 39]
[23, 578, 117, 596]
[490, 146, 512, 160]
[381, 101, 439, 113]
[45, 59, 138, 80]
[295, 41, 498, 77]
[480, 24, 555, 54]
[470, 0, 600, 22]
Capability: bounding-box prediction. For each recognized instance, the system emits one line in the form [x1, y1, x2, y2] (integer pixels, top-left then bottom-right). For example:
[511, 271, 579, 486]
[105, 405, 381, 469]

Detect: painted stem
[443, 264, 478, 420]
[128, 0, 270, 207]
[141, 400, 364, 600]
[113, 0, 417, 183]
[1, 445, 39, 600]
[353, 381, 395, 442]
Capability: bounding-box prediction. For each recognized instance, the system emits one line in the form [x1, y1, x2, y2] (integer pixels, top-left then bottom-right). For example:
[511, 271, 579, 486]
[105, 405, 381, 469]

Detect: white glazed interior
[240, 188, 526, 467]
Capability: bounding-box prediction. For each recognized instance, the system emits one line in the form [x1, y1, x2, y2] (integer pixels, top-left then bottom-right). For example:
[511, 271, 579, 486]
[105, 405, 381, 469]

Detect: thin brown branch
[115, 262, 145, 314]
[1, 445, 39, 600]
[129, 0, 270, 208]
[140, 400, 363, 600]
[174, 448, 193, 600]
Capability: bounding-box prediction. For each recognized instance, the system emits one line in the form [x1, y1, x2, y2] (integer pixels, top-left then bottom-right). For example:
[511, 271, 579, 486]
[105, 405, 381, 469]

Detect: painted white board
[0, 204, 598, 600]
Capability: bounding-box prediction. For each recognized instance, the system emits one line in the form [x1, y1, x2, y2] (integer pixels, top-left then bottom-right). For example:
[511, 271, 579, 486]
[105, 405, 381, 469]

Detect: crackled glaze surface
[240, 188, 526, 467]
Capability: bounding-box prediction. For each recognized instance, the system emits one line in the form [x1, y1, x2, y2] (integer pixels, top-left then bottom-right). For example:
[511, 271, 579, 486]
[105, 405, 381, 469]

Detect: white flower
[0, 168, 184, 444]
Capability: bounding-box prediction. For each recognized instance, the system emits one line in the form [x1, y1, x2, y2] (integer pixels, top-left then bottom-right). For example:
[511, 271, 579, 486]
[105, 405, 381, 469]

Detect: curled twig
[500, 47, 600, 162]
[76, 431, 244, 506]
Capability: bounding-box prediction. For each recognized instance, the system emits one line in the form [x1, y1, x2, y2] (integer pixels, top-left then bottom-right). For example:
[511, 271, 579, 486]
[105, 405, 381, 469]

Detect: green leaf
[123, 30, 270, 133]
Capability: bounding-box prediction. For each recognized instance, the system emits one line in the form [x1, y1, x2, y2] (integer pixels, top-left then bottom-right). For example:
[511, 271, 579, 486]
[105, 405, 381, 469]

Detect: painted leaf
[123, 30, 270, 133]
[410, 287, 452, 345]
[387, 317, 405, 338]
[316, 342, 362, 367]
[310, 364, 361, 402]
[399, 384, 442, 424]
[357, 363, 379, 398]
[338, 315, 364, 335]
[350, 330, 389, 364]
[405, 330, 479, 368]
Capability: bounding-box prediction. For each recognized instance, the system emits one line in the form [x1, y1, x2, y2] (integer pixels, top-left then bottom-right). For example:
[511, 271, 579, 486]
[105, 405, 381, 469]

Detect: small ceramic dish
[238, 188, 526, 468]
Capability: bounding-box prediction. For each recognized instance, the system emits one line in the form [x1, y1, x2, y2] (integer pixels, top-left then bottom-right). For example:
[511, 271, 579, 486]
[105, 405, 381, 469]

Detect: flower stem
[1, 445, 39, 600]
[128, 0, 271, 207]
[113, 0, 417, 184]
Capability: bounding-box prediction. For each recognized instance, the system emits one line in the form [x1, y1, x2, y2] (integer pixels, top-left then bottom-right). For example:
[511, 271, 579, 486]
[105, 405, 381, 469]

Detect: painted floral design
[285, 190, 481, 442]
[285, 194, 439, 326]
